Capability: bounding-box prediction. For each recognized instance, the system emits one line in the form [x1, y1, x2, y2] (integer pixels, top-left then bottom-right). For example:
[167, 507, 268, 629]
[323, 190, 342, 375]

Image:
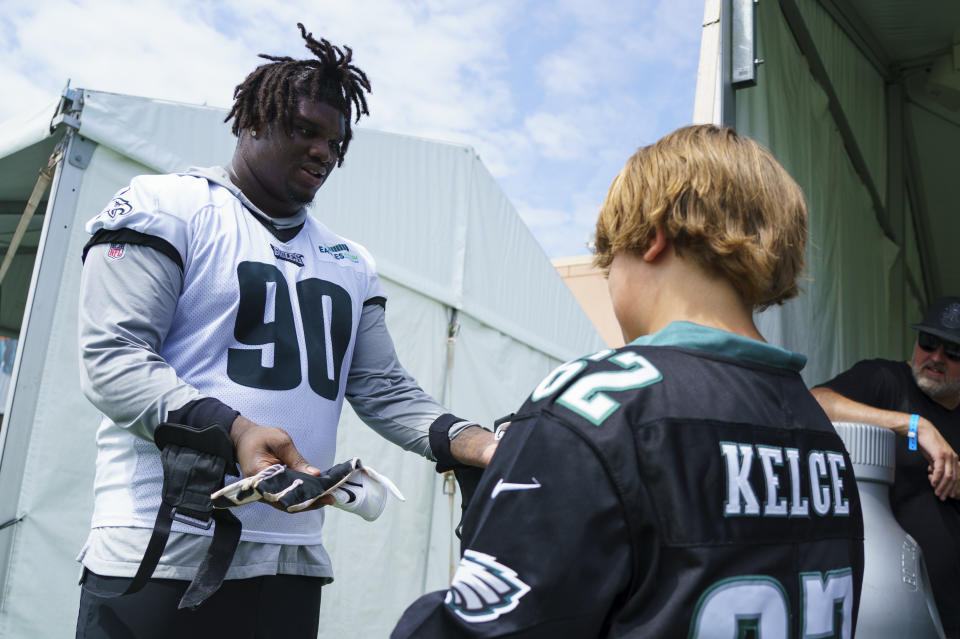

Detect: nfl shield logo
[107, 243, 126, 260]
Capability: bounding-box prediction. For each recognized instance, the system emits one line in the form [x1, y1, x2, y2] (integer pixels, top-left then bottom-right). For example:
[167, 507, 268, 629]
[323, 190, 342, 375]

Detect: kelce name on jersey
[720, 442, 850, 518]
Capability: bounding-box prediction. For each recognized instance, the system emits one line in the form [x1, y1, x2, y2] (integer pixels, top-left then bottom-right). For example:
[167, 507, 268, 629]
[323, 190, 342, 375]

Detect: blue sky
[2, 0, 705, 258]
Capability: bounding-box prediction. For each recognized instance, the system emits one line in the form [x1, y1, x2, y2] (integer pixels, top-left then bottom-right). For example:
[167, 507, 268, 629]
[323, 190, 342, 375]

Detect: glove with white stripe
[211, 457, 404, 521]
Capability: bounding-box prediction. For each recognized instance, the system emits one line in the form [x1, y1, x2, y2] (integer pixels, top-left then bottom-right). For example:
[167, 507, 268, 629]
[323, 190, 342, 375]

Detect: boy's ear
[642, 226, 669, 262]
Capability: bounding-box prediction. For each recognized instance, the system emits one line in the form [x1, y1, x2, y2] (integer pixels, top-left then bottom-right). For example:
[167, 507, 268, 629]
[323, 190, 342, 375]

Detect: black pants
[76, 570, 323, 639]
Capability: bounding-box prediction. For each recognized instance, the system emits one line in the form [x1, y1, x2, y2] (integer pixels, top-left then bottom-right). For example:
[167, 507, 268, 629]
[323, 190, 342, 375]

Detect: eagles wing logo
[444, 550, 530, 623]
[102, 196, 132, 219]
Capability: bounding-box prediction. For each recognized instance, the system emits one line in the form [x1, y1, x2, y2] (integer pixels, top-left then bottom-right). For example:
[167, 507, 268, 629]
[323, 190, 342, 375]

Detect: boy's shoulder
[517, 344, 708, 428]
[516, 339, 821, 438]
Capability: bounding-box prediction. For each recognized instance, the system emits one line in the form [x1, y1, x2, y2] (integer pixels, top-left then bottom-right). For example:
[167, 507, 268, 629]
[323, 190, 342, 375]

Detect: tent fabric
[0, 90, 605, 638]
[696, 0, 930, 387]
[0, 99, 56, 162]
[795, 0, 887, 199]
[907, 101, 960, 302]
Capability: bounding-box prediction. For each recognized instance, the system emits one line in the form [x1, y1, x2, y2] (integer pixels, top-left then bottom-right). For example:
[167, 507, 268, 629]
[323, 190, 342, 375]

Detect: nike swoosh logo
[339, 480, 362, 504]
[491, 478, 541, 499]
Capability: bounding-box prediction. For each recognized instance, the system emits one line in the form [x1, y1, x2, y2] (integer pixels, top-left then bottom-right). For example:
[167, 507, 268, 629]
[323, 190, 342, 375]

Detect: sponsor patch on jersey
[100, 195, 132, 220]
[106, 242, 126, 260]
[444, 550, 530, 623]
[318, 242, 359, 263]
[271, 244, 305, 267]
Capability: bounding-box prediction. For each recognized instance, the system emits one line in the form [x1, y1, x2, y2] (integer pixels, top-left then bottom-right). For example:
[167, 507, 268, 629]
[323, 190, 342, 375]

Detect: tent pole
[0, 125, 98, 596]
[421, 307, 462, 591]
[441, 309, 460, 582]
[719, 0, 736, 127]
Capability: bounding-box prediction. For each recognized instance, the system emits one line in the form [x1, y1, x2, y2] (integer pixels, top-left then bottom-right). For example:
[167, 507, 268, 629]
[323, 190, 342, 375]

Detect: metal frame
[720, 0, 737, 127]
[732, 0, 760, 87]
[0, 122, 97, 598]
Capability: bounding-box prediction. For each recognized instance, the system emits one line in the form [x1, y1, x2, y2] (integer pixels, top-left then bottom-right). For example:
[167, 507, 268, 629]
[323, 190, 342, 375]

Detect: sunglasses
[917, 332, 960, 362]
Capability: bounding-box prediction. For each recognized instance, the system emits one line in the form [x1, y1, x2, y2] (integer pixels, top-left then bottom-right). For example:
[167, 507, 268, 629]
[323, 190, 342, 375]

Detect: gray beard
[912, 364, 960, 404]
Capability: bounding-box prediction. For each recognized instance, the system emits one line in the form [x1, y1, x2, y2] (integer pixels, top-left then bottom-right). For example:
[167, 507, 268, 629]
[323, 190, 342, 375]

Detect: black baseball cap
[911, 296, 960, 344]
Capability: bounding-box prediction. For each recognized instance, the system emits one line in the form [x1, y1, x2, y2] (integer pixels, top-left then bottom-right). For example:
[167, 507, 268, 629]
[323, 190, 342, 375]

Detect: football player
[75, 24, 494, 639]
[392, 125, 864, 637]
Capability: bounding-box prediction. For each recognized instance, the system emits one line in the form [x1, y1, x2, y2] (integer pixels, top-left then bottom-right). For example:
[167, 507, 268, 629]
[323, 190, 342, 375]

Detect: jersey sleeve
[350, 240, 387, 306]
[84, 174, 207, 268]
[78, 241, 209, 441]
[346, 304, 476, 459]
[391, 411, 631, 637]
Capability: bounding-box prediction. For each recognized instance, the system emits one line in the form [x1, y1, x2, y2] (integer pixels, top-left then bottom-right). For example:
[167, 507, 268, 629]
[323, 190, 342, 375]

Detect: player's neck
[227, 151, 301, 220]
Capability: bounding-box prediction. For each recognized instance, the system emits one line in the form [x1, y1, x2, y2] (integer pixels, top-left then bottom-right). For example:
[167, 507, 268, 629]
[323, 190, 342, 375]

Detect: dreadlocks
[225, 23, 371, 166]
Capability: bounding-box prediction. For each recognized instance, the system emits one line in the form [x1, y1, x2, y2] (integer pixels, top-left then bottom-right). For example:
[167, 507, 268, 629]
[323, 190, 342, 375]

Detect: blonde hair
[593, 124, 807, 309]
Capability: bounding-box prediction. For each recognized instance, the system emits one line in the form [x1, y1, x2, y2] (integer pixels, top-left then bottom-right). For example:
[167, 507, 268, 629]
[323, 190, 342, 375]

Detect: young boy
[392, 124, 864, 637]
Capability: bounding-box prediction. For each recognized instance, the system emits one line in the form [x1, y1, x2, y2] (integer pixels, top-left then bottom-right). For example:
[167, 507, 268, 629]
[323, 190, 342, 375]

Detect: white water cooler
[833, 421, 945, 638]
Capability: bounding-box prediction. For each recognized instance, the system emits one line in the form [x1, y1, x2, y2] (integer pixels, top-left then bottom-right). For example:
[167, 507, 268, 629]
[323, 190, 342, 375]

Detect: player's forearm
[810, 387, 914, 436]
[450, 425, 497, 468]
[347, 303, 480, 459]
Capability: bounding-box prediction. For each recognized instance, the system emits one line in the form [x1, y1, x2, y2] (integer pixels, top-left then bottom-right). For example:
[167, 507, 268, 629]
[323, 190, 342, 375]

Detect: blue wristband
[908, 414, 919, 451]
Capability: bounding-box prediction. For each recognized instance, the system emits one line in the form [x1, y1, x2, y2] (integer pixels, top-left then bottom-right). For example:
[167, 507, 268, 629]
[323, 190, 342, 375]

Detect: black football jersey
[394, 323, 864, 638]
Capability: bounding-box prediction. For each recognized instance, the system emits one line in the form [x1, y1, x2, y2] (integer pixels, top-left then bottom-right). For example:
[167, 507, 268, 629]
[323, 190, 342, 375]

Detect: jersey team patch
[106, 243, 126, 260]
[271, 244, 305, 267]
[445, 550, 530, 623]
[100, 194, 132, 219]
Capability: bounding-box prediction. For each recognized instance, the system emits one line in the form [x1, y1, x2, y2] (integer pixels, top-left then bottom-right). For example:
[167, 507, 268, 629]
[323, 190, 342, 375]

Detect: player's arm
[79, 241, 204, 440]
[391, 415, 631, 638]
[345, 302, 495, 467]
[811, 386, 958, 499]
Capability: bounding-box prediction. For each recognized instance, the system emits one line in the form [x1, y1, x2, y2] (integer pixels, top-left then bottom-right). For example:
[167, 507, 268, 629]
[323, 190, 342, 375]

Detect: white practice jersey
[85, 173, 385, 545]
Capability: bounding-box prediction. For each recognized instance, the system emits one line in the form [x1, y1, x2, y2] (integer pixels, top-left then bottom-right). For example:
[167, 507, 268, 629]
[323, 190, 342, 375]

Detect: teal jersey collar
[630, 321, 806, 372]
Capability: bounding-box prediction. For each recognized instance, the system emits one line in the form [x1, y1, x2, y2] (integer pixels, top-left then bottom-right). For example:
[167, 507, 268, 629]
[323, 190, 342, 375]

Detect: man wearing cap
[812, 296, 960, 638]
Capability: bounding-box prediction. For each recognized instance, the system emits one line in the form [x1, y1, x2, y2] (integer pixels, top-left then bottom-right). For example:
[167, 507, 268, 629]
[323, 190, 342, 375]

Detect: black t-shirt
[395, 328, 863, 638]
[818, 358, 960, 637]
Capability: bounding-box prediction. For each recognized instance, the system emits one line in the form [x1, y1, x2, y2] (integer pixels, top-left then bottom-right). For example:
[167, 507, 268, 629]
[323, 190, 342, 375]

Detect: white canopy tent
[694, 0, 960, 386]
[0, 88, 604, 637]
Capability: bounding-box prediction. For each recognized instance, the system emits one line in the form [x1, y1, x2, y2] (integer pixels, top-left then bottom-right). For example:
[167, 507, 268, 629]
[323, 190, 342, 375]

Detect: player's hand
[918, 416, 959, 500]
[230, 415, 334, 511]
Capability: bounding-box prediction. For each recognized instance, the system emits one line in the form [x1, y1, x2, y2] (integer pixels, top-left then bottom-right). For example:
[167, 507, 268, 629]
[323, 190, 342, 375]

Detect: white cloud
[522, 111, 589, 161]
[0, 0, 705, 258]
[516, 201, 571, 229]
[513, 199, 598, 258]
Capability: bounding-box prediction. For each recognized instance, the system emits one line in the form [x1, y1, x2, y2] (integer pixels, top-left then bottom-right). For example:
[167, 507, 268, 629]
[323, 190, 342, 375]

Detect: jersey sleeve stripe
[82, 228, 184, 271]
